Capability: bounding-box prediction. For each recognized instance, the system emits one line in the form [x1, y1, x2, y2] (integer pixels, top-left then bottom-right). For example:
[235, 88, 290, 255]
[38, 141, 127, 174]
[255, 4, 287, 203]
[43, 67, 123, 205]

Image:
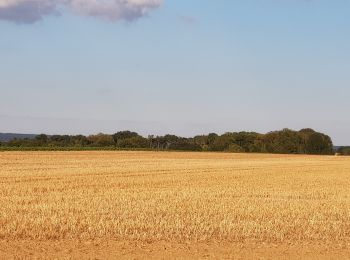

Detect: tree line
[337, 147, 350, 155]
[0, 128, 336, 155]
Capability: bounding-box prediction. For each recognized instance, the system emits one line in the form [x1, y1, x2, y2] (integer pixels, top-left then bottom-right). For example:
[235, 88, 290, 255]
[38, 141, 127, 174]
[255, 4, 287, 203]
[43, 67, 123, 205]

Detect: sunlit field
[1, 151, 350, 258]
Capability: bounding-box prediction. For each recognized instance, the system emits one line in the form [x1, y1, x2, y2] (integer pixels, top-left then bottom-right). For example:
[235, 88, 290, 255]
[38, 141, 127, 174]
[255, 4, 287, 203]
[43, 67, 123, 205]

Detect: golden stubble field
[1, 151, 350, 259]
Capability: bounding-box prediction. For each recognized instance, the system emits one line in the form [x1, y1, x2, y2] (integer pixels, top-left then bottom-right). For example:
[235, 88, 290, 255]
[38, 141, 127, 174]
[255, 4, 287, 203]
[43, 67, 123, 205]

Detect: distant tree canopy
[337, 147, 350, 156]
[0, 128, 335, 155]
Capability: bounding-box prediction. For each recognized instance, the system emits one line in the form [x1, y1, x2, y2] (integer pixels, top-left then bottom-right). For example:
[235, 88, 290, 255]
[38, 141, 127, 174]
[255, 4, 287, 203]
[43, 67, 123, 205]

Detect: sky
[0, 0, 349, 145]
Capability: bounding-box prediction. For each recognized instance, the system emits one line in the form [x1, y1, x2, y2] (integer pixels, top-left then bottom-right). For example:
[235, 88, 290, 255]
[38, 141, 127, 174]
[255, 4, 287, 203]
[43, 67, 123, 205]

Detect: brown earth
[1, 240, 350, 259]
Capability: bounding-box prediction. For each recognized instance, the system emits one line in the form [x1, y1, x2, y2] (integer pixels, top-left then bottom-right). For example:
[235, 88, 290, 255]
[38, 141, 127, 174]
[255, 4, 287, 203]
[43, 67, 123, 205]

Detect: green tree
[112, 131, 139, 144]
[35, 134, 49, 146]
[338, 147, 350, 155]
[263, 129, 303, 154]
[88, 134, 115, 147]
[305, 132, 333, 155]
[117, 136, 149, 148]
[227, 143, 244, 153]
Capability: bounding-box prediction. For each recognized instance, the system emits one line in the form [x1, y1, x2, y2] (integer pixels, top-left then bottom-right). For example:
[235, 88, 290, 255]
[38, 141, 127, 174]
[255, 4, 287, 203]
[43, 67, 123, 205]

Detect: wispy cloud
[178, 14, 197, 25]
[0, 0, 163, 24]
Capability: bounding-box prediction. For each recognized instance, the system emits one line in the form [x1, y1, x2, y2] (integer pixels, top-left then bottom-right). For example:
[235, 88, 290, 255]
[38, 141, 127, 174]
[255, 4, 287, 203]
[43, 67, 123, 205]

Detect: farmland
[1, 151, 350, 258]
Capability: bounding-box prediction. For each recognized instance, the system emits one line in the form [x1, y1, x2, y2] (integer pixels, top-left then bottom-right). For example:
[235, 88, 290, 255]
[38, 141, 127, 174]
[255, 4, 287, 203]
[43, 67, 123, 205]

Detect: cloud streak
[0, 0, 162, 24]
[178, 14, 197, 25]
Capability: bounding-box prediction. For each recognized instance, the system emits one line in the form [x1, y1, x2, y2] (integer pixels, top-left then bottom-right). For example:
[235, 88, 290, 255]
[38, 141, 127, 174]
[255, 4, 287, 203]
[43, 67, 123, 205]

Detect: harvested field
[1, 151, 350, 258]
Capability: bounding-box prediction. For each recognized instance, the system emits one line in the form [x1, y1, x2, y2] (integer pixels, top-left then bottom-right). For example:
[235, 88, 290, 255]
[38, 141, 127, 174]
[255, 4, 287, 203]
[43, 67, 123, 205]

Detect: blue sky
[0, 0, 349, 145]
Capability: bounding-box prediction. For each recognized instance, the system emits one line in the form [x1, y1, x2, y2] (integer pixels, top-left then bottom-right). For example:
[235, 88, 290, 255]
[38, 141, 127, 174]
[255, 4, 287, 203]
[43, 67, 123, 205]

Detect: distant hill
[334, 146, 350, 151]
[0, 133, 37, 142]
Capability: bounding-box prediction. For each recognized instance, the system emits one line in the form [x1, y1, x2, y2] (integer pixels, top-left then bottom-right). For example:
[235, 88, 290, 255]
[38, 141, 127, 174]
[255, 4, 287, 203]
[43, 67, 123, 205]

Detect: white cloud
[0, 0, 162, 24]
[0, 0, 57, 23]
[69, 0, 162, 21]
